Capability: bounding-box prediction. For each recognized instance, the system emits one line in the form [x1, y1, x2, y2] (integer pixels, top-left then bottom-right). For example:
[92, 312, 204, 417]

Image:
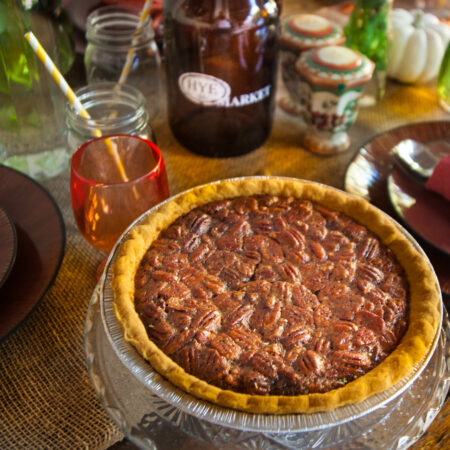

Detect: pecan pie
[112, 178, 441, 413]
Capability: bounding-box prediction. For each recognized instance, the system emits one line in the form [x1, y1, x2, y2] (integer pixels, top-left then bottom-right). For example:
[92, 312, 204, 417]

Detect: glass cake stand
[84, 177, 449, 449]
[85, 280, 449, 450]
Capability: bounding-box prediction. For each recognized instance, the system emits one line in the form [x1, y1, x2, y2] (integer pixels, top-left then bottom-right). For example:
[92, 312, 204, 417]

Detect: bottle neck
[167, 0, 280, 28]
[86, 5, 154, 51]
[66, 83, 149, 139]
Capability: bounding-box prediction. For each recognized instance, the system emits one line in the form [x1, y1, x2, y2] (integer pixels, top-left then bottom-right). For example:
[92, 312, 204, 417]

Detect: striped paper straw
[117, 0, 153, 87]
[24, 31, 129, 182]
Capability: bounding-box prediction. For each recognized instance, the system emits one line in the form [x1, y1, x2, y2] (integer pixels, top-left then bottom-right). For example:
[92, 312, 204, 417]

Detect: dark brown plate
[388, 167, 450, 256]
[0, 206, 17, 288]
[0, 166, 65, 341]
[345, 120, 450, 296]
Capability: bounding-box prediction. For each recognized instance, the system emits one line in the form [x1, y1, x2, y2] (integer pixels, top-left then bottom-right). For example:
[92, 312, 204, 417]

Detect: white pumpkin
[387, 8, 450, 84]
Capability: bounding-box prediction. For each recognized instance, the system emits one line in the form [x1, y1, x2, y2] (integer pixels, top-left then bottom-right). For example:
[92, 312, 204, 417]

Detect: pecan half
[274, 215, 288, 230]
[141, 300, 165, 319]
[199, 348, 229, 383]
[310, 241, 327, 261]
[333, 320, 358, 333]
[178, 345, 199, 374]
[233, 196, 258, 214]
[333, 350, 370, 374]
[151, 270, 178, 283]
[332, 331, 354, 350]
[297, 350, 325, 376]
[271, 281, 292, 304]
[149, 320, 174, 343]
[314, 337, 331, 355]
[261, 238, 284, 264]
[355, 327, 377, 347]
[314, 304, 332, 328]
[333, 261, 356, 282]
[252, 219, 273, 234]
[285, 249, 311, 265]
[152, 239, 180, 254]
[189, 213, 212, 235]
[254, 265, 278, 282]
[189, 243, 211, 263]
[179, 267, 205, 284]
[282, 327, 312, 349]
[225, 304, 254, 329]
[356, 310, 386, 334]
[263, 322, 286, 341]
[359, 237, 379, 260]
[382, 273, 407, 298]
[358, 263, 384, 284]
[203, 274, 226, 295]
[278, 262, 301, 283]
[181, 233, 201, 252]
[241, 250, 261, 265]
[227, 327, 261, 350]
[308, 223, 328, 241]
[164, 329, 195, 355]
[344, 223, 367, 242]
[316, 205, 339, 221]
[243, 234, 268, 251]
[210, 333, 242, 360]
[242, 370, 270, 395]
[251, 352, 281, 378]
[213, 292, 243, 312]
[286, 347, 304, 365]
[192, 308, 221, 332]
[163, 253, 188, 271]
[217, 233, 243, 251]
[278, 227, 306, 250]
[170, 311, 192, 329]
[159, 281, 191, 300]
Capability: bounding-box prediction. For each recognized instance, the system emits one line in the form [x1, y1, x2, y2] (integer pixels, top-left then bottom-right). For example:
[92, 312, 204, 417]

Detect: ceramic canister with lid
[279, 14, 345, 114]
[295, 45, 374, 155]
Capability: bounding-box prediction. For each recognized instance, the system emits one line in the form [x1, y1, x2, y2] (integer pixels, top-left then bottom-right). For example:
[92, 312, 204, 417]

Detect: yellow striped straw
[24, 31, 129, 182]
[117, 0, 153, 87]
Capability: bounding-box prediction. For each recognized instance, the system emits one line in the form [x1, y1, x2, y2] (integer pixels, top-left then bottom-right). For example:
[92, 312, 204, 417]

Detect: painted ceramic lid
[295, 45, 375, 89]
[280, 14, 345, 52]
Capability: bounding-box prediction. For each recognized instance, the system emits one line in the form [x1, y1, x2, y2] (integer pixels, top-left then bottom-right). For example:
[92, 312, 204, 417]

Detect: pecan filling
[134, 196, 408, 396]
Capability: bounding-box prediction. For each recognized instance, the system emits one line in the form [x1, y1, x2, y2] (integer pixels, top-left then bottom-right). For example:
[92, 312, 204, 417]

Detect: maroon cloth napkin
[425, 154, 450, 201]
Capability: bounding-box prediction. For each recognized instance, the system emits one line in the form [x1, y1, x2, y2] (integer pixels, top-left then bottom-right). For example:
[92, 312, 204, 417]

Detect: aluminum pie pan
[99, 176, 443, 433]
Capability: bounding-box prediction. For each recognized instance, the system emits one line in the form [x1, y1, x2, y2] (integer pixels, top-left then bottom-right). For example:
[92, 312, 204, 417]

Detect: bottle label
[179, 72, 271, 107]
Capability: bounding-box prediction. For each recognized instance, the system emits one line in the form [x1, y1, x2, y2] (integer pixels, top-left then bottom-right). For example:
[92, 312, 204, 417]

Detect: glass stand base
[85, 287, 450, 450]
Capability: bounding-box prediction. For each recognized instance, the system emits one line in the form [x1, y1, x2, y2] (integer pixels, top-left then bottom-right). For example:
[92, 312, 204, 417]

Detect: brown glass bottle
[163, 0, 280, 157]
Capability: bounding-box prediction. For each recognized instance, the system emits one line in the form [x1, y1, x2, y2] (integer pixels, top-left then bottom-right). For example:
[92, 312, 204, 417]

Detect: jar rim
[66, 82, 149, 135]
[86, 5, 154, 49]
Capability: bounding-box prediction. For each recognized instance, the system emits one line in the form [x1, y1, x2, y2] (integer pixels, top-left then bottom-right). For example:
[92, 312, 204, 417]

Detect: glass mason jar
[65, 82, 154, 154]
[84, 5, 161, 122]
[0, 0, 75, 180]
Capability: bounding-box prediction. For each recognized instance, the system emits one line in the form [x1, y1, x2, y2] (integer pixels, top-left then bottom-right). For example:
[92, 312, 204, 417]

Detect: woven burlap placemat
[0, 57, 447, 450]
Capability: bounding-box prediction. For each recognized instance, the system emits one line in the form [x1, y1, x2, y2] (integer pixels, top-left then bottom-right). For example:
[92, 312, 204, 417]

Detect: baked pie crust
[112, 178, 441, 413]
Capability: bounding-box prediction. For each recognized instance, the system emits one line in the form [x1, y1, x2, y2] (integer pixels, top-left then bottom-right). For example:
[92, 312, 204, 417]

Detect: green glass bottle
[344, 0, 390, 104]
[437, 42, 450, 113]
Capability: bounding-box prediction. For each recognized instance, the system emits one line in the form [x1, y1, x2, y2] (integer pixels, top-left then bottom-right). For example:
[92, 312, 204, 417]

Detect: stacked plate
[85, 178, 449, 449]
[0, 206, 17, 289]
[0, 166, 65, 341]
